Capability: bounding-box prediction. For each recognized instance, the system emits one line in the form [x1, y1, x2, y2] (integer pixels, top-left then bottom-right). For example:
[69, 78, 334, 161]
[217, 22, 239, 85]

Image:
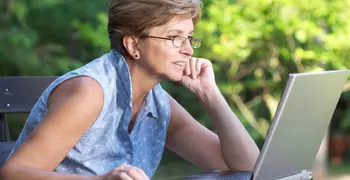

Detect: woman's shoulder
[50, 52, 117, 90]
[152, 84, 169, 99]
[34, 51, 119, 114]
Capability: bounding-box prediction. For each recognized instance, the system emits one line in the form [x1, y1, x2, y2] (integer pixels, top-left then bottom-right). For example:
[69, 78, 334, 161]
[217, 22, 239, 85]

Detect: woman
[0, 0, 259, 179]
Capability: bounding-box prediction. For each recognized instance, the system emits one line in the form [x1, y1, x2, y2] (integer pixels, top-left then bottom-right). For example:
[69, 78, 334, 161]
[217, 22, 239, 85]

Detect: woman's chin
[167, 73, 183, 82]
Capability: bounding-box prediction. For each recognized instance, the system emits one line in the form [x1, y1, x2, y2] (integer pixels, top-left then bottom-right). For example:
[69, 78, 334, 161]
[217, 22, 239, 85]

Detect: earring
[134, 54, 139, 59]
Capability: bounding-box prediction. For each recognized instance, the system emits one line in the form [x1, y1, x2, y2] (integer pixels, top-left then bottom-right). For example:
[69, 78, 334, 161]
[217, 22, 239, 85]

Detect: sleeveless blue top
[8, 50, 171, 178]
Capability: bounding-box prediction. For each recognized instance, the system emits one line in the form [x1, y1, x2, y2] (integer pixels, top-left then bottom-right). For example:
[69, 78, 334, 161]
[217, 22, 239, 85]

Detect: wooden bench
[0, 76, 56, 167]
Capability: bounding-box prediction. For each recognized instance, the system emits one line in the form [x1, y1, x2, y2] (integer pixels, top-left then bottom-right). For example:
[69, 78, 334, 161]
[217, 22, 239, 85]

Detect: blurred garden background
[1, 0, 350, 179]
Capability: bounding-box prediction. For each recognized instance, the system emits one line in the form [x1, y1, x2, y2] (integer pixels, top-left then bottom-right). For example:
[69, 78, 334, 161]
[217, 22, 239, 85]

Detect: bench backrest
[0, 76, 57, 141]
[0, 76, 57, 167]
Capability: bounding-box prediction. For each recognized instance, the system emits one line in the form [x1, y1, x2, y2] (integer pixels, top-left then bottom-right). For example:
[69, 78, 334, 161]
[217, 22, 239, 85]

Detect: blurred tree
[193, 0, 350, 142]
[0, 0, 108, 76]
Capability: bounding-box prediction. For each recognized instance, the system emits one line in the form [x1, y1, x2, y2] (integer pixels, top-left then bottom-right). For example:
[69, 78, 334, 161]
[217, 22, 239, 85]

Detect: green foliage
[193, 0, 350, 140]
[0, 0, 108, 76]
[1, 0, 350, 144]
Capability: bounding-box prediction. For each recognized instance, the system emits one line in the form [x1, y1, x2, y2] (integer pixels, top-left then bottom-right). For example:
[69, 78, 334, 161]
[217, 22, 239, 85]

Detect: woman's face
[138, 15, 195, 82]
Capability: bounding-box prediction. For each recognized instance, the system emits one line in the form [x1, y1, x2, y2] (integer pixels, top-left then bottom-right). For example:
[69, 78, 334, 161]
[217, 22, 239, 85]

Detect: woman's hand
[98, 164, 149, 180]
[180, 57, 217, 96]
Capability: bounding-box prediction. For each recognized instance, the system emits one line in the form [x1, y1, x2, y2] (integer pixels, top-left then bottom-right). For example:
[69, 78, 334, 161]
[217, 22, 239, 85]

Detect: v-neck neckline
[128, 101, 145, 134]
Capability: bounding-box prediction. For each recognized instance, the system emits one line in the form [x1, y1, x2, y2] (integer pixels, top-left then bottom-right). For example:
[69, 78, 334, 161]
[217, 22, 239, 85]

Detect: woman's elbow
[0, 162, 18, 180]
[0, 164, 10, 180]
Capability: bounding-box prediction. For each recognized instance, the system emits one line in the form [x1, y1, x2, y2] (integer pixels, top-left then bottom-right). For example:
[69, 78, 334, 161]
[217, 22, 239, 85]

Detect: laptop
[174, 70, 350, 180]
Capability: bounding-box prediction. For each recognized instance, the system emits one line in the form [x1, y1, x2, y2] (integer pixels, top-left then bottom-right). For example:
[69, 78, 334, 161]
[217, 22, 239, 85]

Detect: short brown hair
[108, 0, 202, 57]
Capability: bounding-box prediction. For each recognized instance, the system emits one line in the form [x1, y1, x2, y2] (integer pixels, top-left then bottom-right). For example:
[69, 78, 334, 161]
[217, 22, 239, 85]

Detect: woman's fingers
[185, 58, 191, 75]
[117, 164, 132, 170]
[196, 58, 202, 76]
[120, 172, 133, 180]
[190, 57, 197, 79]
[102, 164, 149, 180]
[184, 57, 208, 79]
[126, 168, 146, 180]
[117, 164, 149, 180]
[135, 168, 149, 179]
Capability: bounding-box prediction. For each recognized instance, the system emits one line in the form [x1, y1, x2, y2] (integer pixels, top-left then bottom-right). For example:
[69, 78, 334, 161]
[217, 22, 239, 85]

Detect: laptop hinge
[276, 170, 313, 180]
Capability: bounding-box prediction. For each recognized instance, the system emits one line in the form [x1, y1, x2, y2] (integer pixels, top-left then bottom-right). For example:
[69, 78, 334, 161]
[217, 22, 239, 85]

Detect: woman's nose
[180, 39, 194, 57]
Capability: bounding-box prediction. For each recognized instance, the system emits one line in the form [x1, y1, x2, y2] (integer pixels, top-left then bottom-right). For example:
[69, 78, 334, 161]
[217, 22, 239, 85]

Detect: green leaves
[73, 13, 110, 52]
[192, 0, 350, 139]
[0, 0, 109, 76]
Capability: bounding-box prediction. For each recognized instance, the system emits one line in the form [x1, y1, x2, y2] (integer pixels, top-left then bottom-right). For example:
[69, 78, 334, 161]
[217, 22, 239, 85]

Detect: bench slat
[0, 76, 56, 113]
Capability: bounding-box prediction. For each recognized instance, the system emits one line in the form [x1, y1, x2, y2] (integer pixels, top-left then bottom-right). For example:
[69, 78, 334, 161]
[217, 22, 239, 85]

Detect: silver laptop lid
[253, 70, 350, 180]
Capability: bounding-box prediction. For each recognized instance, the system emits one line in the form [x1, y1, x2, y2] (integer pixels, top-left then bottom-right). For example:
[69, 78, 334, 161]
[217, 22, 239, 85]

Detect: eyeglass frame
[140, 35, 201, 49]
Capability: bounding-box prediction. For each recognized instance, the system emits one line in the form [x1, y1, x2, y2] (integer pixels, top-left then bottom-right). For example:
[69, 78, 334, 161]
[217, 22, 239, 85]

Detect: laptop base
[175, 169, 312, 180]
[276, 170, 312, 180]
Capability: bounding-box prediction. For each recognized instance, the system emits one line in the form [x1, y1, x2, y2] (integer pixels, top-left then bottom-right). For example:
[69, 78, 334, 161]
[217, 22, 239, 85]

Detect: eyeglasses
[141, 35, 201, 49]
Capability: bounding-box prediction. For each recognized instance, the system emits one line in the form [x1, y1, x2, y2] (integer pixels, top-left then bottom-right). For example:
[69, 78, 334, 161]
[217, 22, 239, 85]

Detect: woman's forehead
[151, 16, 194, 35]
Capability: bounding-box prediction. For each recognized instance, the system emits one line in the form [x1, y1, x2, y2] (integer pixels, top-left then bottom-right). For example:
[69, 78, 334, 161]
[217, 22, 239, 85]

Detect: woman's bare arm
[0, 76, 104, 180]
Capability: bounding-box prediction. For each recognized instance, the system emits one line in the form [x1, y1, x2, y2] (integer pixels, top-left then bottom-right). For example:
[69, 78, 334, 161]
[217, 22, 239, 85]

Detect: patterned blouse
[8, 50, 171, 178]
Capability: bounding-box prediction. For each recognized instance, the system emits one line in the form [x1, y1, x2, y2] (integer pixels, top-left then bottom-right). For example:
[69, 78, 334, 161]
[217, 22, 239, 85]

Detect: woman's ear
[123, 36, 140, 59]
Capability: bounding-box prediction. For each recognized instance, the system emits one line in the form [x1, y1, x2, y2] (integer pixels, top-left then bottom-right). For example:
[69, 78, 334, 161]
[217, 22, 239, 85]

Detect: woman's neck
[126, 58, 160, 105]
